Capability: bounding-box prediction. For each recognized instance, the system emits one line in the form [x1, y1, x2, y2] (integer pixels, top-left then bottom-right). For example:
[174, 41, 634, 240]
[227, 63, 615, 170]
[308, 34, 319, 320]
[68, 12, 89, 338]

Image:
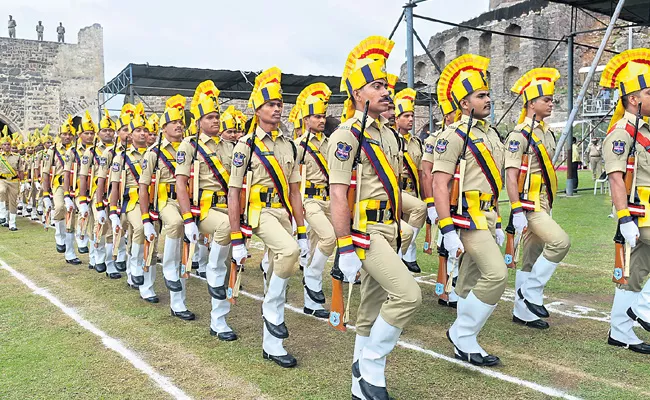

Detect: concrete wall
[0, 24, 104, 134]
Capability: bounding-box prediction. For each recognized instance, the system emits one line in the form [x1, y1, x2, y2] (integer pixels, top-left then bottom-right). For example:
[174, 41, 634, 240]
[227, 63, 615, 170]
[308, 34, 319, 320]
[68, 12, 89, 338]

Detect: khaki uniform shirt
[328, 110, 401, 203]
[176, 133, 233, 192]
[97, 144, 121, 180]
[0, 151, 24, 179]
[604, 111, 650, 187]
[295, 131, 329, 186]
[140, 138, 178, 186]
[587, 143, 602, 157]
[109, 147, 147, 188]
[79, 142, 107, 178]
[42, 143, 70, 184]
[504, 117, 556, 173]
[432, 114, 504, 195]
[229, 126, 301, 189]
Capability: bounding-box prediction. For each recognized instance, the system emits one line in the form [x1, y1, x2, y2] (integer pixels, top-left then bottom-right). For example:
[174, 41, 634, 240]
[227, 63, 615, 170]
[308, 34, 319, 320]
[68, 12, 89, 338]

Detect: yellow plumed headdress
[117, 103, 136, 130]
[60, 114, 76, 135]
[600, 48, 650, 130]
[190, 81, 220, 120]
[439, 54, 490, 112]
[297, 82, 331, 120]
[161, 94, 186, 126]
[248, 67, 283, 133]
[394, 88, 416, 117]
[129, 103, 147, 132]
[80, 110, 98, 133]
[99, 108, 116, 130]
[511, 67, 561, 123]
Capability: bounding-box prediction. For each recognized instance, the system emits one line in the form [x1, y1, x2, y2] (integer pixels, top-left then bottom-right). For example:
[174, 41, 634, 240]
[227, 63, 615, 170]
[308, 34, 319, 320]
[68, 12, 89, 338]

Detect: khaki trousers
[126, 205, 144, 245]
[590, 156, 602, 179]
[622, 226, 650, 292]
[0, 181, 19, 213]
[91, 198, 112, 243]
[53, 186, 66, 220]
[455, 210, 508, 305]
[520, 194, 571, 269]
[254, 207, 299, 280]
[401, 191, 427, 229]
[198, 207, 231, 246]
[303, 198, 336, 256]
[356, 222, 422, 336]
[159, 199, 183, 239]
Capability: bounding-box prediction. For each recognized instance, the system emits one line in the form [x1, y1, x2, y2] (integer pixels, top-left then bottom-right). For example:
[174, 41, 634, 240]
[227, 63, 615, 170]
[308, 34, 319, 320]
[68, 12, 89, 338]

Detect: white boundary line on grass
[190, 273, 582, 400]
[0, 260, 192, 400]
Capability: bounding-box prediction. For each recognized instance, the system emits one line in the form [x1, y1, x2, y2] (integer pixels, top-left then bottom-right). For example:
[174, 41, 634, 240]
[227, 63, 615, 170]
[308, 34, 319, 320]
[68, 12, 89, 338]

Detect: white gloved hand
[620, 220, 640, 248]
[43, 196, 52, 210]
[339, 251, 362, 283]
[35, 181, 41, 191]
[64, 196, 75, 212]
[184, 221, 199, 244]
[78, 202, 89, 218]
[232, 243, 248, 265]
[512, 212, 528, 233]
[495, 228, 505, 247]
[109, 214, 121, 232]
[427, 206, 438, 224]
[298, 238, 310, 258]
[97, 209, 107, 224]
[143, 222, 157, 242]
[443, 230, 464, 259]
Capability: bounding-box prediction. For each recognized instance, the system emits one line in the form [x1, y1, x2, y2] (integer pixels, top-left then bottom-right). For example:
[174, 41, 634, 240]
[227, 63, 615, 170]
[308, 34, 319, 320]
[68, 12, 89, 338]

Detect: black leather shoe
[94, 263, 107, 273]
[37, 210, 43, 216]
[360, 378, 390, 400]
[303, 279, 326, 304]
[66, 258, 82, 265]
[198, 271, 206, 279]
[263, 317, 289, 339]
[402, 260, 421, 273]
[0, 218, 6, 225]
[210, 328, 238, 341]
[165, 278, 183, 292]
[171, 309, 195, 320]
[88, 263, 94, 270]
[56, 244, 66, 253]
[304, 307, 330, 319]
[513, 315, 549, 330]
[447, 330, 500, 367]
[438, 298, 458, 309]
[518, 288, 549, 318]
[262, 350, 297, 368]
[132, 275, 144, 286]
[127, 282, 139, 290]
[9, 227, 17, 231]
[106, 272, 122, 279]
[1, 222, 8, 227]
[143, 296, 159, 304]
[78, 246, 89, 254]
[192, 261, 199, 270]
[208, 285, 226, 300]
[608, 334, 650, 354]
[115, 261, 127, 272]
[627, 308, 650, 332]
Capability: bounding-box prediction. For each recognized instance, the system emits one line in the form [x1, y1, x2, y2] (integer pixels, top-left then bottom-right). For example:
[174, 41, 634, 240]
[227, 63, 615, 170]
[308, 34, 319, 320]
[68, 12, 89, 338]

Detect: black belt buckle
[366, 208, 393, 223]
[212, 194, 227, 207]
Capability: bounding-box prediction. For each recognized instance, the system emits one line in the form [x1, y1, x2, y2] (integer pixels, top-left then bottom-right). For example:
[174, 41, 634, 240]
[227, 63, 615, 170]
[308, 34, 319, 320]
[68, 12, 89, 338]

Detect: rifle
[613, 103, 642, 284]
[299, 128, 311, 199]
[144, 132, 163, 273]
[80, 137, 98, 240]
[517, 114, 536, 209]
[228, 128, 255, 304]
[182, 129, 201, 279]
[329, 100, 370, 332]
[435, 228, 448, 301]
[65, 140, 78, 233]
[113, 137, 129, 260]
[504, 212, 519, 269]
[444, 109, 474, 290]
[423, 217, 433, 254]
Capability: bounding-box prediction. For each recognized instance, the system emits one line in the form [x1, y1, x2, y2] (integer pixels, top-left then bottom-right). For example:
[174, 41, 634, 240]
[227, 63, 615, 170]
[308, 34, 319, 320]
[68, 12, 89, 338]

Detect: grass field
[1, 170, 649, 400]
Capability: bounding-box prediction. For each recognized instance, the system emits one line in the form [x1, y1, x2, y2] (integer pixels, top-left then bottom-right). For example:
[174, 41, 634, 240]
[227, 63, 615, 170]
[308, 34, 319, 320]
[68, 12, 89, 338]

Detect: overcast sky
[3, 0, 489, 83]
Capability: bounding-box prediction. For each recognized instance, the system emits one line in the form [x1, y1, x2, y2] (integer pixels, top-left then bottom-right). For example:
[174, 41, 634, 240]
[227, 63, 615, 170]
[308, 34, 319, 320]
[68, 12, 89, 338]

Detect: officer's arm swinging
[609, 171, 628, 213]
[330, 183, 351, 237]
[432, 171, 453, 221]
[505, 168, 520, 205]
[289, 182, 305, 227]
[228, 187, 242, 233]
[176, 174, 191, 216]
[421, 160, 433, 201]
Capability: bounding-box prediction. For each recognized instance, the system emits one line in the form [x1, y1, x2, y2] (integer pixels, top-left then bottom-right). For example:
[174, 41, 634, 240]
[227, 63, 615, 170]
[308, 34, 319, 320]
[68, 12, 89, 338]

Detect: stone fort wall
[0, 24, 104, 135]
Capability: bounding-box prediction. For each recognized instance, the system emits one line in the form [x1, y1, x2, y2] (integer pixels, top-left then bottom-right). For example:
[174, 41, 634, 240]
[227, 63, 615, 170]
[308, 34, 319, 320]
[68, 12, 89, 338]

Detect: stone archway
[0, 111, 20, 136]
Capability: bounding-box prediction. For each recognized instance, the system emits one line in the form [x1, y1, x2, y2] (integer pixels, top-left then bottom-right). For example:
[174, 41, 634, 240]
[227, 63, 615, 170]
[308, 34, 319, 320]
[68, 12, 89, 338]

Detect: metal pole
[405, 1, 416, 88]
[128, 64, 134, 104]
[566, 34, 575, 195]
[629, 26, 633, 49]
[552, 0, 627, 169]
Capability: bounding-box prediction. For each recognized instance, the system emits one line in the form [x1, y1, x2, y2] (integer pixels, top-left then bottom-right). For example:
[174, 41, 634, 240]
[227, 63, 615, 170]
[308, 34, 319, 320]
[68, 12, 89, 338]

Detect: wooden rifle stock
[612, 223, 629, 285]
[624, 153, 636, 195]
[436, 238, 449, 301]
[517, 153, 529, 194]
[504, 213, 517, 269]
[329, 250, 346, 332]
[423, 218, 433, 254]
